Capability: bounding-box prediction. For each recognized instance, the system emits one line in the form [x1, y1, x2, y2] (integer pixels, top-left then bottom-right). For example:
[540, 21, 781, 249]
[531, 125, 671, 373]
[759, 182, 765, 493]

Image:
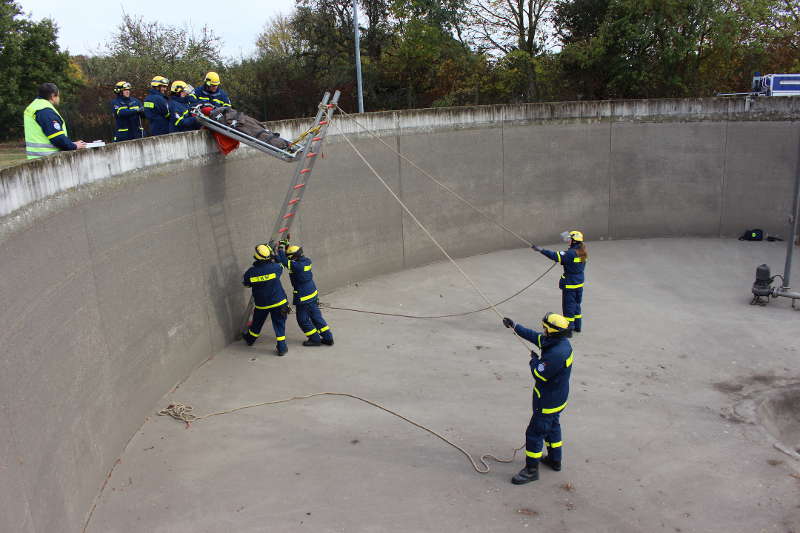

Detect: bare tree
[466, 0, 555, 55]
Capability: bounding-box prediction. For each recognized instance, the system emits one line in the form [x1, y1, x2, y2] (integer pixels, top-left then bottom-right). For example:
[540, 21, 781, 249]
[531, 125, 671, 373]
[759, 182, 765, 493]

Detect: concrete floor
[86, 239, 800, 533]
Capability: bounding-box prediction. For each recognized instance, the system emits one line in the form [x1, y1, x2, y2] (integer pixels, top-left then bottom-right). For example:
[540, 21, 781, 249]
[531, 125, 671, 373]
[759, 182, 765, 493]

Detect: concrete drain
[757, 385, 800, 458]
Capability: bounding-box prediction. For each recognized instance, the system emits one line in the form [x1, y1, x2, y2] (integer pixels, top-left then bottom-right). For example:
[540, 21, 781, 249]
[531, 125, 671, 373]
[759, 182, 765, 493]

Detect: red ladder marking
[306, 153, 317, 158]
[312, 137, 322, 141]
[300, 168, 311, 174]
[288, 199, 300, 205]
[278, 227, 289, 233]
[293, 184, 305, 189]
[282, 213, 294, 219]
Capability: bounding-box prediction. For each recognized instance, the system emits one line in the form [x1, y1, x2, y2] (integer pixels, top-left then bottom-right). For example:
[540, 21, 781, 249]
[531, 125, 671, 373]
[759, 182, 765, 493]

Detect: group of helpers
[500, 230, 587, 484]
[110, 71, 231, 141]
[23, 72, 231, 159]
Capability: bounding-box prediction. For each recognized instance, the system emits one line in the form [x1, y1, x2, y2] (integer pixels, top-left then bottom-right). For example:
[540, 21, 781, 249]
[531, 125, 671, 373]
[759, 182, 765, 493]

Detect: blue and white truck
[751, 73, 800, 96]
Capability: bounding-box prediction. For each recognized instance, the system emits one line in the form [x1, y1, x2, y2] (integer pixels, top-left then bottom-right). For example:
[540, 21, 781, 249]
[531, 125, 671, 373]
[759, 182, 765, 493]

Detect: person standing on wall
[168, 81, 201, 133]
[143, 76, 171, 136]
[276, 240, 334, 347]
[23, 83, 86, 159]
[189, 71, 231, 108]
[242, 244, 290, 356]
[502, 313, 574, 485]
[531, 231, 588, 332]
[110, 81, 144, 142]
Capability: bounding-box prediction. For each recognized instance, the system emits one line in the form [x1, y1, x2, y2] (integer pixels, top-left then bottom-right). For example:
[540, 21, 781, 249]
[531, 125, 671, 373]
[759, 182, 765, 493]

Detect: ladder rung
[312, 137, 322, 141]
[293, 183, 305, 189]
[306, 153, 317, 158]
[300, 168, 311, 174]
[319, 121, 328, 125]
[282, 213, 294, 219]
[327, 104, 334, 108]
[288, 199, 300, 205]
[278, 227, 289, 233]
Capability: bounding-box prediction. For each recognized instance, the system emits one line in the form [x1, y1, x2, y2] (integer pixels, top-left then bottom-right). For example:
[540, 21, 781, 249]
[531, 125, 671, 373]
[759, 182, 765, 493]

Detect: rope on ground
[321, 262, 557, 319]
[333, 121, 532, 352]
[334, 105, 533, 248]
[159, 394, 524, 474]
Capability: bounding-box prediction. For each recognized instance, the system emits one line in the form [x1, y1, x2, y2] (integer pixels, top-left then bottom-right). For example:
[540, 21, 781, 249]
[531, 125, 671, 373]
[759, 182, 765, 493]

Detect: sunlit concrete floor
[86, 239, 800, 533]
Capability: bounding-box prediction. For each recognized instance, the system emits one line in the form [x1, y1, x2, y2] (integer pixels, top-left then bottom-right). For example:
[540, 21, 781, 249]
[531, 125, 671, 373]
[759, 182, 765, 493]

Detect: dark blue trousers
[295, 298, 332, 343]
[248, 306, 287, 352]
[525, 411, 563, 467]
[562, 288, 583, 331]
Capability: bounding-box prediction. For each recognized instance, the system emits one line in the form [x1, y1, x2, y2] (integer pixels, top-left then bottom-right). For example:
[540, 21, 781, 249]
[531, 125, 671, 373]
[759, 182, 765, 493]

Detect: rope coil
[159, 393, 524, 474]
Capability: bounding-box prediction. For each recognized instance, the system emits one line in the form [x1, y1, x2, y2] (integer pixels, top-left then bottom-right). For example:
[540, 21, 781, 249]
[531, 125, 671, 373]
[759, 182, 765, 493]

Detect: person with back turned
[502, 313, 574, 484]
[276, 240, 334, 347]
[23, 83, 86, 159]
[242, 244, 290, 356]
[531, 231, 588, 332]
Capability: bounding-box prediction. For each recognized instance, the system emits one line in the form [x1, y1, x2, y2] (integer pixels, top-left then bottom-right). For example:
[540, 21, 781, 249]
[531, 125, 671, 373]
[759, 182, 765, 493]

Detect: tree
[0, 0, 79, 140]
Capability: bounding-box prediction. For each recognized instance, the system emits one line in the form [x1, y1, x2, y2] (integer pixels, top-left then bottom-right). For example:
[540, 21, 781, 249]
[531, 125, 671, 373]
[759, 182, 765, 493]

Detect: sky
[17, 0, 296, 60]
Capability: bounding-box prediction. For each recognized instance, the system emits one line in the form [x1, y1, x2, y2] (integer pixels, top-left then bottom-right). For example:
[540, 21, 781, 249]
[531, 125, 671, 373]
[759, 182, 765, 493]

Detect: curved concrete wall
[1, 97, 799, 532]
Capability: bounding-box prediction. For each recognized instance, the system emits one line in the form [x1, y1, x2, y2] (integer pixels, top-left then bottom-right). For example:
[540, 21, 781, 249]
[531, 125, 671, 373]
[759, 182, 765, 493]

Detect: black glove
[531, 244, 541, 252]
[502, 317, 514, 328]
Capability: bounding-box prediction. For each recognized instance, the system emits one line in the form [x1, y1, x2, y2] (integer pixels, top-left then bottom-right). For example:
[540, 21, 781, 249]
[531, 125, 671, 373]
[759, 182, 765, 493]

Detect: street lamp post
[353, 0, 365, 113]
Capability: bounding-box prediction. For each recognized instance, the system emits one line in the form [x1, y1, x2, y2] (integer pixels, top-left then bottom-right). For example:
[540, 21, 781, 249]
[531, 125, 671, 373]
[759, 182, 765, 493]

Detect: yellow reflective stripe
[573, 257, 584, 263]
[533, 368, 547, 382]
[287, 259, 292, 273]
[213, 98, 227, 105]
[248, 329, 260, 338]
[304, 329, 318, 336]
[254, 298, 287, 310]
[117, 128, 129, 132]
[144, 101, 155, 108]
[556, 252, 562, 264]
[175, 110, 188, 126]
[574, 314, 582, 319]
[250, 274, 276, 283]
[276, 336, 286, 341]
[533, 386, 540, 398]
[541, 400, 568, 414]
[319, 326, 330, 333]
[565, 283, 584, 289]
[549, 441, 563, 448]
[46, 130, 66, 139]
[304, 265, 312, 271]
[525, 450, 543, 459]
[299, 290, 318, 302]
[566, 317, 575, 322]
[565, 351, 573, 367]
[197, 96, 210, 101]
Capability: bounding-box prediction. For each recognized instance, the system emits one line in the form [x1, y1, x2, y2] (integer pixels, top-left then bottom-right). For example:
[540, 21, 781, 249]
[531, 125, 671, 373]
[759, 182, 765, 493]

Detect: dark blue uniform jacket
[110, 95, 144, 141]
[277, 249, 318, 305]
[168, 96, 201, 133]
[34, 107, 76, 150]
[242, 260, 287, 309]
[143, 89, 170, 136]
[513, 325, 573, 414]
[539, 242, 586, 290]
[189, 85, 231, 108]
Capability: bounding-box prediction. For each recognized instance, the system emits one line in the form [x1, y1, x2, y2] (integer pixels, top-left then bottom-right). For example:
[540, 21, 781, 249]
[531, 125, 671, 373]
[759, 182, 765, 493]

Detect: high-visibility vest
[23, 98, 67, 159]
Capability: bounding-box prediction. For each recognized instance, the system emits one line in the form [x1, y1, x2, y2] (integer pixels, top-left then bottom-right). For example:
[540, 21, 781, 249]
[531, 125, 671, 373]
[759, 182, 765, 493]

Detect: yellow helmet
[151, 75, 169, 87]
[253, 244, 273, 261]
[542, 313, 570, 334]
[170, 80, 188, 95]
[286, 245, 303, 258]
[204, 71, 221, 86]
[568, 230, 584, 242]
[114, 81, 132, 94]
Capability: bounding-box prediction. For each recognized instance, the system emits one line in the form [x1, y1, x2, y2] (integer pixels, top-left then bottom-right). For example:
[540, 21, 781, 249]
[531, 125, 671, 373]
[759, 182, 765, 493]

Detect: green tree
[0, 0, 79, 140]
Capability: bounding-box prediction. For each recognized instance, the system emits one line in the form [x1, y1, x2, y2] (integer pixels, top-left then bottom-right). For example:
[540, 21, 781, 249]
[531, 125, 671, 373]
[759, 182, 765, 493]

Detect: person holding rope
[531, 230, 587, 332]
[503, 313, 573, 484]
[276, 240, 334, 347]
[242, 244, 290, 356]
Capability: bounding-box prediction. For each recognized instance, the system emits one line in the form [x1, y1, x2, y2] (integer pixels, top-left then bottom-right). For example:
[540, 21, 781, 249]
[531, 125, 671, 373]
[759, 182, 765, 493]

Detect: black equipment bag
[739, 229, 764, 241]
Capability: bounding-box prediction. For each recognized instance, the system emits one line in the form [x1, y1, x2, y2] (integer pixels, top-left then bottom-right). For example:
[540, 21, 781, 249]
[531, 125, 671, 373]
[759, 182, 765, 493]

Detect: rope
[290, 124, 322, 146]
[333, 121, 532, 352]
[335, 105, 533, 248]
[322, 263, 557, 319]
[159, 393, 524, 474]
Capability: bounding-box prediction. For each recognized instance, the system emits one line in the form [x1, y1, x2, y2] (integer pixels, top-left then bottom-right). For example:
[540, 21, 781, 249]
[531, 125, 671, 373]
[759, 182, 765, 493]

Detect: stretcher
[191, 106, 305, 162]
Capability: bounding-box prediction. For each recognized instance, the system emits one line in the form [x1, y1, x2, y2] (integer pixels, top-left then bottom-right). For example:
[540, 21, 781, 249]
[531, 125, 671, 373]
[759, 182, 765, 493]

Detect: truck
[751, 72, 800, 96]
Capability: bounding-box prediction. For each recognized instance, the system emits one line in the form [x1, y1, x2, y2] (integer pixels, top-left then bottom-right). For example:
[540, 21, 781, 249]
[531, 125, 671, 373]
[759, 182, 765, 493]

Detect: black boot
[303, 339, 321, 347]
[511, 463, 539, 485]
[321, 338, 334, 346]
[540, 456, 562, 471]
[275, 346, 288, 356]
[242, 330, 255, 346]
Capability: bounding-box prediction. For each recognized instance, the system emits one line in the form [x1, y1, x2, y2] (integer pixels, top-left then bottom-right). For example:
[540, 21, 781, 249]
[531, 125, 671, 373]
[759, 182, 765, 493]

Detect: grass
[0, 141, 26, 170]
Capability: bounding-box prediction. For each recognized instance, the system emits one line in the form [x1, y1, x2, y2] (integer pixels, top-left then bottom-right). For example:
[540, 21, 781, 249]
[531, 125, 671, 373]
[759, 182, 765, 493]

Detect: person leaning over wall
[23, 83, 86, 159]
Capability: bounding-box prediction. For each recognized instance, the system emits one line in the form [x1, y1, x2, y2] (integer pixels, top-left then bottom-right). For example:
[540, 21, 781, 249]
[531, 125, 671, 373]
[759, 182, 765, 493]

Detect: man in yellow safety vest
[23, 83, 85, 159]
